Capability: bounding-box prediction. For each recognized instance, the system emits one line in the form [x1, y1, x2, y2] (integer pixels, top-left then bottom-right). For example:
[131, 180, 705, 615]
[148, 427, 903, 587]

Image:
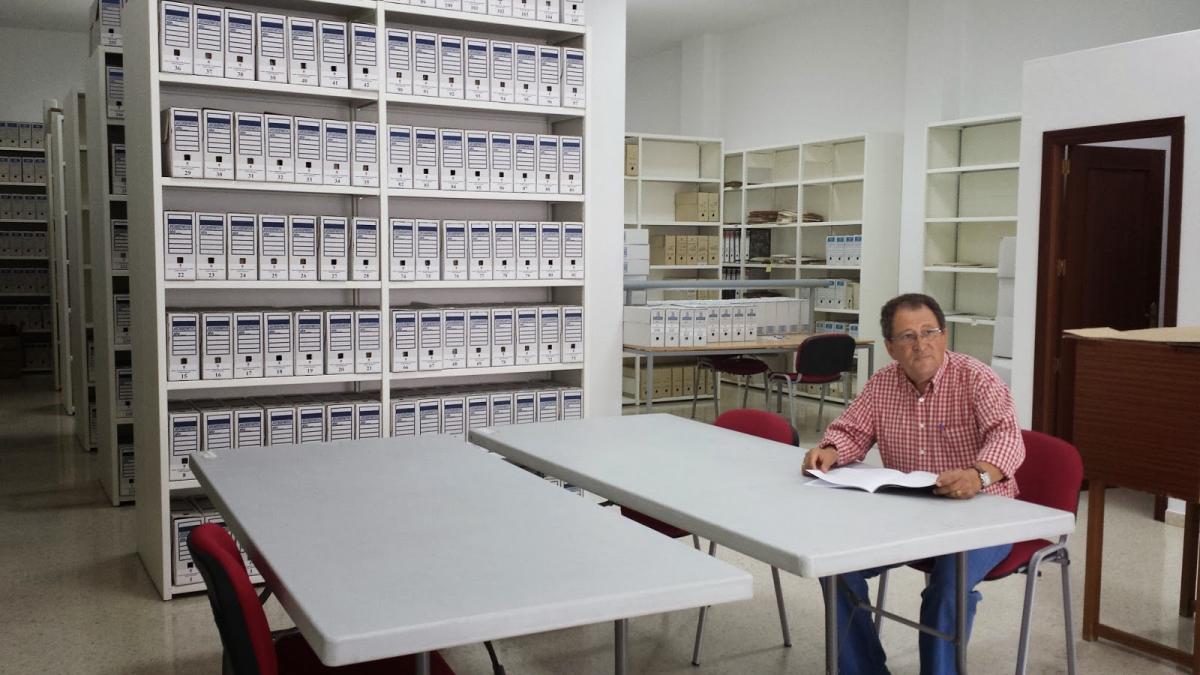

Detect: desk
[623, 334, 875, 409]
[191, 436, 752, 674]
[471, 414, 1076, 674]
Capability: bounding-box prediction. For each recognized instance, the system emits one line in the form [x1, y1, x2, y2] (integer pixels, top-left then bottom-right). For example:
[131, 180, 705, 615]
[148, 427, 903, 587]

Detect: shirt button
[918, 397, 925, 403]
[919, 423, 925, 429]
[920, 450, 926, 455]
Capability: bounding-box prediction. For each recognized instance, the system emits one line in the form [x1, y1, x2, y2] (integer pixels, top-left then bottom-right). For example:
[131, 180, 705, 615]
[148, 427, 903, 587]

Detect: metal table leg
[645, 354, 654, 411]
[824, 575, 839, 675]
[416, 651, 430, 675]
[956, 551, 968, 674]
[615, 618, 628, 675]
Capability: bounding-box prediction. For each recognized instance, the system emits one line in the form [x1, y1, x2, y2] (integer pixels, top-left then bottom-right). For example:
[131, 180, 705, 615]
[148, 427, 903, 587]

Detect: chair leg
[816, 383, 828, 432]
[741, 375, 750, 408]
[874, 569, 889, 635]
[1014, 561, 1042, 675]
[484, 641, 506, 675]
[773, 377, 782, 413]
[1061, 554, 1078, 675]
[787, 379, 796, 431]
[690, 364, 701, 419]
[692, 534, 700, 550]
[713, 371, 721, 418]
[762, 373, 770, 410]
[772, 566, 793, 647]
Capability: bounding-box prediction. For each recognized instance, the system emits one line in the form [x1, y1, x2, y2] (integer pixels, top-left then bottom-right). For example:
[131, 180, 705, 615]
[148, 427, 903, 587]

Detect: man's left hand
[934, 468, 981, 500]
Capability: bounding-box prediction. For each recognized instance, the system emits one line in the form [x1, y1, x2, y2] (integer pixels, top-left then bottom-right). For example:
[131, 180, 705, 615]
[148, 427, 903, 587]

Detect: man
[802, 293, 1025, 675]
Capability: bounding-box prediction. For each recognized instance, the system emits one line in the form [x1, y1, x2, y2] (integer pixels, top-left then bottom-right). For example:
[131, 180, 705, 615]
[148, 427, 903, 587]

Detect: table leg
[615, 618, 628, 675]
[1082, 481, 1106, 641]
[415, 652, 430, 675]
[824, 575, 838, 675]
[1181, 502, 1199, 617]
[956, 551, 969, 675]
[645, 354, 654, 411]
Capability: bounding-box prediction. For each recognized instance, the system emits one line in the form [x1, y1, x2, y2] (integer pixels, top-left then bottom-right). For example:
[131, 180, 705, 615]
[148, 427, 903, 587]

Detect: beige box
[674, 192, 704, 222]
[653, 367, 672, 399]
[707, 236, 719, 264]
[682, 367, 695, 397]
[670, 366, 684, 398]
[697, 236, 709, 264]
[624, 144, 639, 177]
[684, 236, 700, 265]
[649, 234, 676, 265]
[702, 192, 719, 221]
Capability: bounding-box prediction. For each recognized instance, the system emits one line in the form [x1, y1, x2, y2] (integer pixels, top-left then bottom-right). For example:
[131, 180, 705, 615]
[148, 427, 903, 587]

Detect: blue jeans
[819, 544, 1012, 675]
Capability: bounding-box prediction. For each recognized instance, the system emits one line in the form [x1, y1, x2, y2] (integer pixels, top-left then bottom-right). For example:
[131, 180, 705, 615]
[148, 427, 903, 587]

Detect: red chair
[188, 523, 456, 675]
[768, 333, 857, 431]
[620, 409, 798, 666]
[873, 430, 1082, 675]
[690, 356, 771, 419]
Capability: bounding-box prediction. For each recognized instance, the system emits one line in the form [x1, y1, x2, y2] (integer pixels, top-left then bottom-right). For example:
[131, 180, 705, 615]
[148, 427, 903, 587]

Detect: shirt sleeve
[818, 375, 878, 466]
[972, 368, 1025, 482]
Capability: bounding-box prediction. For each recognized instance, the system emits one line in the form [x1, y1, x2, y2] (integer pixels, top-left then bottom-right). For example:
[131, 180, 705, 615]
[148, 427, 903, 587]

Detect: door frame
[1033, 117, 1184, 433]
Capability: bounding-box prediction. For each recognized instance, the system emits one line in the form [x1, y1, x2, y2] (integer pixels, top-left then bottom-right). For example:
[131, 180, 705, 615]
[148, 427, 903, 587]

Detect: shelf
[799, 220, 863, 228]
[0, 182, 46, 188]
[924, 216, 1017, 224]
[381, 2, 586, 40]
[639, 221, 722, 227]
[159, 73, 379, 102]
[743, 263, 797, 269]
[165, 280, 380, 290]
[637, 177, 721, 184]
[814, 308, 860, 315]
[161, 178, 377, 196]
[928, 113, 1022, 130]
[0, 256, 49, 262]
[927, 162, 1020, 175]
[169, 479, 201, 491]
[112, 270, 130, 277]
[649, 264, 721, 270]
[0, 219, 47, 224]
[945, 314, 997, 326]
[801, 175, 864, 186]
[390, 279, 583, 289]
[744, 181, 799, 190]
[739, 222, 799, 229]
[0, 292, 51, 297]
[390, 362, 581, 382]
[924, 265, 999, 274]
[386, 93, 583, 120]
[622, 394, 714, 406]
[166, 372, 375, 391]
[109, 194, 127, 201]
[799, 264, 861, 271]
[21, 367, 52, 373]
[114, 344, 132, 351]
[21, 328, 51, 334]
[0, 147, 45, 154]
[115, 416, 136, 424]
[388, 189, 583, 202]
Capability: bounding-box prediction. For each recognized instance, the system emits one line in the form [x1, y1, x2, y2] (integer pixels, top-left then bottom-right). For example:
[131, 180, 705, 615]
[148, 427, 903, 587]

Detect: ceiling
[626, 0, 806, 59]
[0, 0, 93, 32]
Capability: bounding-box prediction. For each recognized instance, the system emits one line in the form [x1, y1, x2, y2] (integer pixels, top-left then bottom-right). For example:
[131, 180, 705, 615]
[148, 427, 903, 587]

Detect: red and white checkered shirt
[818, 351, 1025, 497]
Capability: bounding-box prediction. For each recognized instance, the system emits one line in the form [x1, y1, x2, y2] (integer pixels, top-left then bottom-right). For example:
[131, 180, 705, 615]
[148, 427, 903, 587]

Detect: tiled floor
[0, 376, 1195, 673]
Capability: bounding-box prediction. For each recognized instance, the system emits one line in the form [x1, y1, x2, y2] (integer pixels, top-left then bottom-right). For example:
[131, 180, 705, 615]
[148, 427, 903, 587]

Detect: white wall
[625, 45, 682, 135]
[0, 27, 89, 121]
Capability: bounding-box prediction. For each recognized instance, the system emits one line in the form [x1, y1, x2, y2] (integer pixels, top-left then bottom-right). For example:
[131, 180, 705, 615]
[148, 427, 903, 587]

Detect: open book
[806, 464, 938, 493]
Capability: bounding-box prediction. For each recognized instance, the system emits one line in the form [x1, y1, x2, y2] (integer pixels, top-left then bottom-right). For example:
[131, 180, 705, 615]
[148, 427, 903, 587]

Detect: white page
[806, 464, 938, 493]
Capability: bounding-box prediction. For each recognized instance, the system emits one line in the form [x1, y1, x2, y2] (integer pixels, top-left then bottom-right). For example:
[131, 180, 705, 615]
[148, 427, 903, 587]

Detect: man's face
[884, 306, 947, 386]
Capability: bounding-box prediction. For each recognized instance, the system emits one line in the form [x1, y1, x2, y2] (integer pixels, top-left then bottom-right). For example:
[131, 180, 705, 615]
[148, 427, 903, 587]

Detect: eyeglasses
[888, 327, 944, 345]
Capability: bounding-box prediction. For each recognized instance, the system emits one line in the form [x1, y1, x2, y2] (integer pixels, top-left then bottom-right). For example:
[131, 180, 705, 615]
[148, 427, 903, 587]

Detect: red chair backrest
[189, 523, 277, 675]
[1014, 430, 1084, 514]
[795, 333, 857, 376]
[714, 409, 799, 446]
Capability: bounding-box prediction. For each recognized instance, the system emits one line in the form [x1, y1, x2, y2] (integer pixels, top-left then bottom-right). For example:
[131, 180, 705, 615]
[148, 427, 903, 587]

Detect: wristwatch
[977, 468, 993, 489]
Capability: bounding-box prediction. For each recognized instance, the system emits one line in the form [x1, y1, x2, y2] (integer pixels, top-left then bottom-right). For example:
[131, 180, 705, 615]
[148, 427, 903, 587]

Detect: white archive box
[442, 309, 467, 368]
[355, 310, 382, 373]
[113, 295, 132, 346]
[224, 9, 255, 80]
[352, 217, 379, 281]
[561, 387, 583, 419]
[111, 219, 130, 271]
[227, 213, 258, 280]
[391, 309, 418, 372]
[537, 389, 560, 422]
[323, 119, 351, 185]
[442, 221, 468, 280]
[110, 144, 127, 194]
[439, 129, 465, 190]
[464, 0, 487, 12]
[203, 109, 234, 179]
[413, 31, 438, 97]
[196, 212, 227, 280]
[259, 215, 288, 280]
[105, 67, 124, 119]
[387, 125, 413, 189]
[468, 221, 493, 280]
[294, 117, 323, 184]
[563, 48, 585, 108]
[467, 309, 491, 367]
[416, 398, 441, 436]
[514, 133, 537, 192]
[263, 311, 294, 377]
[415, 219, 441, 280]
[467, 395, 490, 435]
[160, 2, 194, 74]
[418, 309, 443, 370]
[489, 0, 513, 17]
[297, 403, 325, 443]
[537, 135, 560, 194]
[115, 367, 134, 418]
[170, 502, 203, 583]
[539, 222, 561, 279]
[390, 218, 416, 281]
[349, 23, 377, 90]
[514, 43, 538, 105]
[264, 115, 295, 182]
[490, 41, 514, 103]
[560, 136, 582, 194]
[201, 312, 234, 379]
[96, 0, 123, 47]
[514, 390, 537, 424]
[492, 221, 516, 279]
[352, 122, 379, 187]
[662, 305, 680, 347]
[465, 39, 489, 101]
[564, 0, 585, 26]
[164, 108, 202, 178]
[193, 5, 224, 77]
[413, 127, 439, 189]
[288, 215, 317, 280]
[678, 308, 694, 346]
[287, 17, 318, 85]
[201, 407, 233, 452]
[234, 112, 265, 181]
[392, 399, 417, 436]
[164, 211, 196, 280]
[563, 222, 584, 279]
[465, 131, 489, 191]
[514, 0, 536, 20]
[386, 29, 412, 95]
[438, 34, 465, 99]
[356, 401, 382, 439]
[623, 306, 666, 348]
[327, 403, 354, 442]
[234, 311, 265, 378]
[266, 402, 296, 445]
[235, 405, 265, 448]
[489, 132, 514, 192]
[516, 221, 538, 280]
[515, 306, 539, 365]
[167, 312, 200, 381]
[318, 21, 349, 89]
[490, 392, 514, 425]
[256, 13, 287, 83]
[326, 311, 355, 374]
[294, 309, 324, 372]
[538, 306, 561, 364]
[321, 216, 349, 280]
[562, 305, 583, 362]
[538, 46, 561, 107]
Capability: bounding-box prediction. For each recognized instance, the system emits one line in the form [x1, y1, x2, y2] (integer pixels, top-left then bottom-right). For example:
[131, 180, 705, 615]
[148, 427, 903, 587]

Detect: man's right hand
[803, 446, 838, 472]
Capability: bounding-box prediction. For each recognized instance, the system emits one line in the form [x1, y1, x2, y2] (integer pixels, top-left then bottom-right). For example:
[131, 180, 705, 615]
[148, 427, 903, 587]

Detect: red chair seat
[276, 634, 454, 674]
[774, 371, 842, 385]
[907, 539, 1055, 581]
[620, 506, 691, 540]
[699, 356, 769, 376]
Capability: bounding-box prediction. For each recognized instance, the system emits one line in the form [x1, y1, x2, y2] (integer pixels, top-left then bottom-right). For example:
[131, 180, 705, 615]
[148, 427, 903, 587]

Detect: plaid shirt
[819, 351, 1025, 497]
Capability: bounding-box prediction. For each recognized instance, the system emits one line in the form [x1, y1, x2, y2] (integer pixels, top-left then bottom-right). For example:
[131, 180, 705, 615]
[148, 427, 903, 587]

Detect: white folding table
[190, 436, 753, 674]
[470, 414, 1077, 674]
